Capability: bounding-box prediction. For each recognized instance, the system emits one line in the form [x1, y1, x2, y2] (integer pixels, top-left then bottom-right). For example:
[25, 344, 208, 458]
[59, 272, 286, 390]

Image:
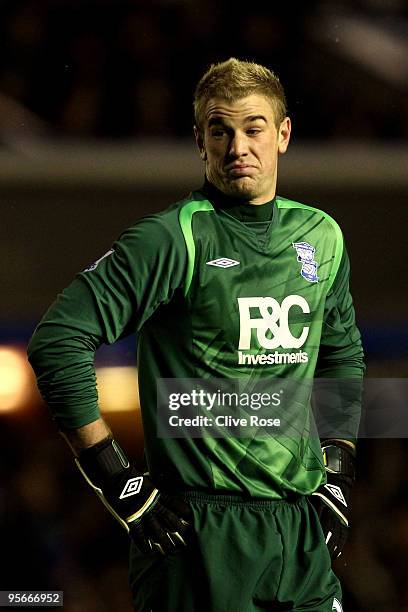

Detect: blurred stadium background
[1, 1, 407, 610]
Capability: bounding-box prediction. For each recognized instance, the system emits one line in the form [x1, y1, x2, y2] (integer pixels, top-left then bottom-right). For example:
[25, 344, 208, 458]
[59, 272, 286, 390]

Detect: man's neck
[202, 179, 275, 222]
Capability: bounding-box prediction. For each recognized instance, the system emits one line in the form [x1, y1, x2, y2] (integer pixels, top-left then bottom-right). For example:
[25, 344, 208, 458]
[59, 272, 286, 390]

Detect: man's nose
[229, 132, 248, 158]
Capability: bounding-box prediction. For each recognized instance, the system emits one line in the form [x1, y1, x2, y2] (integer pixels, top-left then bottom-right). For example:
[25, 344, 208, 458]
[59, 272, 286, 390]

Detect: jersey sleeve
[313, 245, 365, 441]
[27, 216, 187, 429]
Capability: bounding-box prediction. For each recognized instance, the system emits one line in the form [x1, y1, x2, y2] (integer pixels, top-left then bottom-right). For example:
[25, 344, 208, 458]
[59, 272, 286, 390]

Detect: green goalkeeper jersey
[28, 185, 364, 498]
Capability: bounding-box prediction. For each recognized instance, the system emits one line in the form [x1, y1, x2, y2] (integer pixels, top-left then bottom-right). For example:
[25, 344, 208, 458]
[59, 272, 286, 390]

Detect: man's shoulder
[277, 196, 345, 292]
[139, 189, 213, 228]
[115, 190, 213, 250]
[156, 190, 213, 219]
[276, 196, 342, 232]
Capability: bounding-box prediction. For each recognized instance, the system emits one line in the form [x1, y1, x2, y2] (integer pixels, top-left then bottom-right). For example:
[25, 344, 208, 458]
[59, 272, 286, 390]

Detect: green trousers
[129, 493, 342, 612]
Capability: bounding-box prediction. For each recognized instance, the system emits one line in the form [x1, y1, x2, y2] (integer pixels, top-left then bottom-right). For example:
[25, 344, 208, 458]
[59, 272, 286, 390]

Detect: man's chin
[224, 178, 256, 200]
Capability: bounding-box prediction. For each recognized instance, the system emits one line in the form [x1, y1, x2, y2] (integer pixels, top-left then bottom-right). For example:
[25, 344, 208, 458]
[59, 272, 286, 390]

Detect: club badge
[292, 242, 319, 283]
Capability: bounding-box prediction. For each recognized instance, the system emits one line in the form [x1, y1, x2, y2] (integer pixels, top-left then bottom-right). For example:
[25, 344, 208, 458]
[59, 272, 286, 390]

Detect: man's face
[195, 94, 291, 204]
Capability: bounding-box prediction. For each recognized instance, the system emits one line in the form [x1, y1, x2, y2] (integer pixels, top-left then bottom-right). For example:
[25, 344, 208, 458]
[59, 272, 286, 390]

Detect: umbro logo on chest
[206, 258, 240, 268]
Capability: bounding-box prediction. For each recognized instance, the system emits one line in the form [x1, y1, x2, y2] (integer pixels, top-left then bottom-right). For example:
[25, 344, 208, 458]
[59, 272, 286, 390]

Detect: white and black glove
[311, 440, 355, 559]
[76, 436, 191, 555]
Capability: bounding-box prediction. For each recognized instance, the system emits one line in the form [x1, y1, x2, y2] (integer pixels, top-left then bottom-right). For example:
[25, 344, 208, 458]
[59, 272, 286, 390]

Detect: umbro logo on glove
[119, 477, 144, 499]
[323, 483, 347, 507]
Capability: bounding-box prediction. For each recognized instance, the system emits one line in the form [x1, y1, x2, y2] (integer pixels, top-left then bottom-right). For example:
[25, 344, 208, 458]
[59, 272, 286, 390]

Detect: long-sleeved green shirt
[28, 187, 364, 497]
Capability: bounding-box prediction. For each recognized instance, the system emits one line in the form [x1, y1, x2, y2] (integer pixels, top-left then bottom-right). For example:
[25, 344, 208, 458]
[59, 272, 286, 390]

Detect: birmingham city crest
[292, 242, 319, 283]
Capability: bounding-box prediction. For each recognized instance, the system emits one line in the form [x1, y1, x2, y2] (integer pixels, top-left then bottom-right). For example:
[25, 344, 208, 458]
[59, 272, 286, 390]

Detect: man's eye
[211, 129, 226, 137]
[247, 129, 261, 136]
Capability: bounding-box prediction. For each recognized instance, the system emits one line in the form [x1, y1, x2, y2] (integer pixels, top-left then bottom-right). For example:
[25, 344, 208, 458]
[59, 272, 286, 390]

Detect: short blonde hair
[194, 57, 287, 131]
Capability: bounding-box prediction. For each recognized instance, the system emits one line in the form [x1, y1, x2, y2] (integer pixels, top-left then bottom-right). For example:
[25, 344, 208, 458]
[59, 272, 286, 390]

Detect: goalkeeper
[28, 58, 364, 611]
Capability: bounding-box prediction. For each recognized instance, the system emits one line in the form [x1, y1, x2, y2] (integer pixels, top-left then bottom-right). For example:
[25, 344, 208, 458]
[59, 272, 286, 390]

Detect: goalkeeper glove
[311, 440, 356, 559]
[76, 436, 191, 555]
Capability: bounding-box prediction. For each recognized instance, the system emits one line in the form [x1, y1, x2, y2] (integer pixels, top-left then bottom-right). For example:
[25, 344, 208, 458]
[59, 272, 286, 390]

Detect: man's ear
[278, 117, 291, 154]
[194, 126, 207, 161]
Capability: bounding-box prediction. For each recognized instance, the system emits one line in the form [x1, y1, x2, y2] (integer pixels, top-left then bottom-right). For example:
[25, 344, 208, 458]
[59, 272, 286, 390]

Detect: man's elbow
[27, 326, 44, 372]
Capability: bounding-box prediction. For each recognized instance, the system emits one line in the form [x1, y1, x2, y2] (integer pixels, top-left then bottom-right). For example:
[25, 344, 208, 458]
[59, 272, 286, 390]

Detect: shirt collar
[201, 178, 275, 223]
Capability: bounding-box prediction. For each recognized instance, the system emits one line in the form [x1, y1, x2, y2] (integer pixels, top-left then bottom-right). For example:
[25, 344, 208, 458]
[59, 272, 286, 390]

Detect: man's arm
[60, 417, 111, 456]
[27, 216, 187, 429]
[314, 246, 365, 441]
[28, 216, 191, 553]
[312, 244, 364, 559]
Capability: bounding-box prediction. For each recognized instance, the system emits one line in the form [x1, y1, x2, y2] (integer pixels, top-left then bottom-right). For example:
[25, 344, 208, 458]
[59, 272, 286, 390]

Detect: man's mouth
[227, 165, 255, 177]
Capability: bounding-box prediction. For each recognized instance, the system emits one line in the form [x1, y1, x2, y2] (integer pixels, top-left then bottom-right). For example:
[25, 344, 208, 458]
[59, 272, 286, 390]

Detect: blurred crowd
[1, 411, 137, 612]
[0, 0, 407, 141]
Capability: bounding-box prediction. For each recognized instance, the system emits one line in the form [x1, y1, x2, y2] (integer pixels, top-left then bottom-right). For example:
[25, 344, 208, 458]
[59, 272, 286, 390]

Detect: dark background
[1, 1, 407, 610]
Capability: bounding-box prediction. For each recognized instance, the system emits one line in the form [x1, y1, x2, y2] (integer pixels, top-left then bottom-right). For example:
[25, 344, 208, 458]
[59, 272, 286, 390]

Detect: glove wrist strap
[77, 436, 131, 488]
[321, 442, 355, 481]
